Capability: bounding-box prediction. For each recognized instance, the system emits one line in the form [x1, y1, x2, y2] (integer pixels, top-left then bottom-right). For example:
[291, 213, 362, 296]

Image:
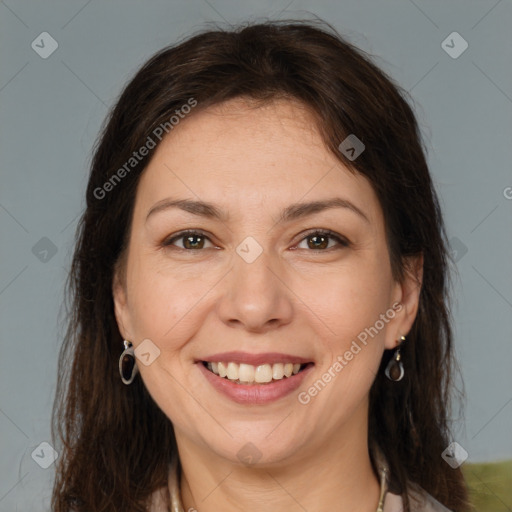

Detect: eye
[163, 230, 216, 250]
[295, 230, 349, 251]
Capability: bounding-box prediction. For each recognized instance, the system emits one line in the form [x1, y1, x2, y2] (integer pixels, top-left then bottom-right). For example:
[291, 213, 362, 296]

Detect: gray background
[1, 0, 511, 510]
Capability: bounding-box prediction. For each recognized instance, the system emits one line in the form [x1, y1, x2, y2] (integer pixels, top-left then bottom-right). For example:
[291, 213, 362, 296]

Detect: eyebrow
[146, 197, 369, 224]
[279, 198, 369, 224]
[146, 198, 227, 222]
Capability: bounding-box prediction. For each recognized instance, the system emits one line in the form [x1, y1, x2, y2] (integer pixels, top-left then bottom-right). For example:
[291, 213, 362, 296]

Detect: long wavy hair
[51, 19, 469, 511]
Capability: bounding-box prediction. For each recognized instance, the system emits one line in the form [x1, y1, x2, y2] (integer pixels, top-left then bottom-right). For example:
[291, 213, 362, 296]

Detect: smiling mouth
[202, 361, 313, 385]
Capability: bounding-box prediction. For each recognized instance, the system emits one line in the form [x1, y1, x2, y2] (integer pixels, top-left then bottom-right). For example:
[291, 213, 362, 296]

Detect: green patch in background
[463, 460, 512, 512]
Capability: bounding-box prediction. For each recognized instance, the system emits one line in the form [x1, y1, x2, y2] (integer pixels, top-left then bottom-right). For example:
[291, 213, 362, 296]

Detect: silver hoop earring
[385, 335, 406, 382]
[119, 340, 139, 385]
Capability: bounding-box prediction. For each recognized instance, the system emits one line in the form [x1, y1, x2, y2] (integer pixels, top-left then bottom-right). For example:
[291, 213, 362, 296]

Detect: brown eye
[183, 234, 205, 249]
[164, 231, 214, 250]
[307, 234, 329, 250]
[296, 230, 349, 251]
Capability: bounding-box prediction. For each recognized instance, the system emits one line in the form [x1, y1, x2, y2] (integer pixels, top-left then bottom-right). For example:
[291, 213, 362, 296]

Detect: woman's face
[113, 98, 420, 465]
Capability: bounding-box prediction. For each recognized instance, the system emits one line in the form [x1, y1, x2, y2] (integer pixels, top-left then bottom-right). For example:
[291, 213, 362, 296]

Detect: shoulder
[147, 485, 170, 512]
[371, 444, 452, 512]
[384, 485, 453, 512]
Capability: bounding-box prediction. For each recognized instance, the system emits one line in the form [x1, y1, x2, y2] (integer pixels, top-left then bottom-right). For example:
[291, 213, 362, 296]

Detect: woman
[52, 20, 469, 512]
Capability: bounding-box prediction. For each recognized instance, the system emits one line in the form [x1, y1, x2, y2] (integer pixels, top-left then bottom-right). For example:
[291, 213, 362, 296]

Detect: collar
[163, 446, 391, 512]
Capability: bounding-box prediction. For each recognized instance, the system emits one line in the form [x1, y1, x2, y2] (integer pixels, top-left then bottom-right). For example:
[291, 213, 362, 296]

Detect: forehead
[177, 97, 322, 145]
[156, 97, 329, 170]
[135, 97, 381, 225]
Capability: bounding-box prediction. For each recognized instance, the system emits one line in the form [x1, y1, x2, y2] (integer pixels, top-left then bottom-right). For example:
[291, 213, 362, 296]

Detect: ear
[112, 263, 134, 342]
[384, 253, 423, 350]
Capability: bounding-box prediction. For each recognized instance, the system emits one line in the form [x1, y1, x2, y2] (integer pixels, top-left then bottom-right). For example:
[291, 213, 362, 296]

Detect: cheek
[297, 259, 393, 344]
[126, 260, 212, 344]
[297, 280, 390, 425]
[325, 273, 393, 390]
[294, 257, 394, 411]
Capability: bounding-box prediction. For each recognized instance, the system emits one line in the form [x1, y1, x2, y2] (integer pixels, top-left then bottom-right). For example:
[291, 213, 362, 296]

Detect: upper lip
[198, 351, 313, 366]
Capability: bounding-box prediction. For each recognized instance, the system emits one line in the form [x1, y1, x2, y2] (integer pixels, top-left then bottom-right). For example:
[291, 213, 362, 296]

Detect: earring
[385, 335, 406, 382]
[119, 340, 139, 385]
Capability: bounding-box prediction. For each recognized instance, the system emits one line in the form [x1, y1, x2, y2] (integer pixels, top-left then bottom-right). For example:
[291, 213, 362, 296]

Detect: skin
[113, 98, 422, 512]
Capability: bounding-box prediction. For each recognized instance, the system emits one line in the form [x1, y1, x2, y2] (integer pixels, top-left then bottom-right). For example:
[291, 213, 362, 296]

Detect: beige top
[148, 455, 452, 512]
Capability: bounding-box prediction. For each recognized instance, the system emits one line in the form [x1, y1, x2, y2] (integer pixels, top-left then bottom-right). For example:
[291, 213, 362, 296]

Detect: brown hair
[52, 19, 469, 511]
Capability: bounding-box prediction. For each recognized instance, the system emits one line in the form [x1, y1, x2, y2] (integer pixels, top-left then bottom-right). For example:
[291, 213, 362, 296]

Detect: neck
[174, 406, 381, 512]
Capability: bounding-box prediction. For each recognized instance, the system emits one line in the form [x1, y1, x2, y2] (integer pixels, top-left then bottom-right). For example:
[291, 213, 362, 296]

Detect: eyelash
[162, 229, 350, 251]
[295, 229, 350, 250]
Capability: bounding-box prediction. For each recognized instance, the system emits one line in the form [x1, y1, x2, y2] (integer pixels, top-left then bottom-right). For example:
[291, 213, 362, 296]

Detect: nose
[216, 249, 294, 333]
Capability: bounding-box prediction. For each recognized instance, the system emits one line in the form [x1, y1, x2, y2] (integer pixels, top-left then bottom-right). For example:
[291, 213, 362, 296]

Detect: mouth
[196, 351, 315, 404]
[201, 360, 313, 385]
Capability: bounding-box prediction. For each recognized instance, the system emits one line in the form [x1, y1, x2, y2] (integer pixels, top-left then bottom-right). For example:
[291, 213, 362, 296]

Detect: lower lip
[197, 362, 314, 405]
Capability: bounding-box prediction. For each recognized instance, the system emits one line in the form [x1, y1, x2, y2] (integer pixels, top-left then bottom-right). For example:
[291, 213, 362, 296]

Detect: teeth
[272, 363, 284, 380]
[226, 362, 239, 380]
[205, 360, 306, 384]
[255, 364, 273, 383]
[238, 363, 254, 383]
[218, 362, 228, 378]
